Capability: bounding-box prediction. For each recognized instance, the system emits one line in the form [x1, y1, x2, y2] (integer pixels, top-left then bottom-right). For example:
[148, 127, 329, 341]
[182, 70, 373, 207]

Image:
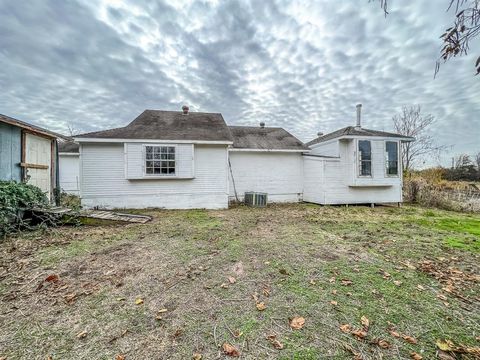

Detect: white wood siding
[125, 143, 194, 179]
[80, 143, 228, 209]
[303, 138, 403, 205]
[228, 152, 303, 202]
[59, 154, 80, 195]
[309, 140, 339, 157]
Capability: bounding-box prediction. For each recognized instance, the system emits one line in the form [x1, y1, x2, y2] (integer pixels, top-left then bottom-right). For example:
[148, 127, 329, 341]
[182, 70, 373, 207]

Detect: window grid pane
[385, 141, 398, 175]
[145, 146, 175, 175]
[358, 140, 372, 176]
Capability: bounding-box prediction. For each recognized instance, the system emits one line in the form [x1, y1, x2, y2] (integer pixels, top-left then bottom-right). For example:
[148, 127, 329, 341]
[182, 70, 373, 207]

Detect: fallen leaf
[220, 283, 229, 288]
[351, 329, 367, 339]
[192, 353, 202, 360]
[360, 316, 369, 330]
[135, 298, 144, 305]
[45, 274, 59, 283]
[289, 316, 305, 330]
[233, 330, 243, 338]
[279, 269, 289, 275]
[157, 308, 168, 313]
[393, 280, 402, 286]
[344, 344, 362, 360]
[115, 355, 125, 360]
[228, 276, 236, 284]
[410, 352, 422, 360]
[417, 284, 425, 291]
[340, 324, 351, 333]
[262, 286, 270, 297]
[266, 334, 284, 350]
[222, 343, 240, 357]
[388, 329, 400, 338]
[329, 277, 336, 283]
[256, 302, 267, 311]
[437, 294, 448, 301]
[371, 338, 391, 349]
[402, 334, 417, 344]
[309, 279, 316, 285]
[380, 270, 391, 279]
[341, 279, 353, 286]
[116, 297, 126, 301]
[331, 289, 337, 295]
[76, 331, 87, 339]
[436, 339, 454, 351]
[64, 293, 77, 304]
[330, 300, 338, 306]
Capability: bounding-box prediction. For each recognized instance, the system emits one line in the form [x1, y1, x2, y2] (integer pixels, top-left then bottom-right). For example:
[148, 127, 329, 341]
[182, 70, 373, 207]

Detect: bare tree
[392, 105, 447, 171]
[374, 0, 480, 76]
[475, 151, 480, 169]
[454, 153, 472, 168]
[67, 123, 77, 137]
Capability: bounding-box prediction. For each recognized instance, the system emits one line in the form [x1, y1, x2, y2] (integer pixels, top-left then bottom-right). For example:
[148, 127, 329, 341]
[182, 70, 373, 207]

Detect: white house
[73, 105, 413, 209]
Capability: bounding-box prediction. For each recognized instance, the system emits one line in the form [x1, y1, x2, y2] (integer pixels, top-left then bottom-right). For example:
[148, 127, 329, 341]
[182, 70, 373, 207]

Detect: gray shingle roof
[306, 126, 414, 146]
[58, 141, 79, 153]
[76, 110, 233, 142]
[228, 126, 309, 150]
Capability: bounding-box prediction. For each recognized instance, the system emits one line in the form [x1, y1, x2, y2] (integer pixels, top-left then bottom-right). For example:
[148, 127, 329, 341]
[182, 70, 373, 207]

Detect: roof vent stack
[355, 104, 362, 129]
[260, 122, 265, 128]
[182, 105, 189, 115]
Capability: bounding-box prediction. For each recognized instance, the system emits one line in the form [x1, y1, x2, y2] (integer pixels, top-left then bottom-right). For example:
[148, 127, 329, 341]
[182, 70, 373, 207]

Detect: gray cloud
[0, 0, 478, 165]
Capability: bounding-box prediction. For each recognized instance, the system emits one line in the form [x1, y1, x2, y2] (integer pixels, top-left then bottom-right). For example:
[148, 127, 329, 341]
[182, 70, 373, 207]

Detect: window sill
[128, 175, 195, 180]
[349, 183, 393, 188]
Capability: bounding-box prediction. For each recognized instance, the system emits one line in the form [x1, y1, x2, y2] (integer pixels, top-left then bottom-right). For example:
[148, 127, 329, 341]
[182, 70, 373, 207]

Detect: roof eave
[229, 148, 308, 152]
[73, 137, 233, 145]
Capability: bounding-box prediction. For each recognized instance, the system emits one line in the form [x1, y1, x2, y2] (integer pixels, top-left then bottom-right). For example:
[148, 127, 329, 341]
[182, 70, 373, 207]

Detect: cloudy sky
[1, 0, 479, 166]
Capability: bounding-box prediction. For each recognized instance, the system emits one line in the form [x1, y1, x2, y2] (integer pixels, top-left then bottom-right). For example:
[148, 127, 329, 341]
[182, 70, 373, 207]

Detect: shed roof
[306, 126, 414, 146]
[228, 126, 309, 151]
[75, 110, 233, 143]
[0, 113, 68, 139]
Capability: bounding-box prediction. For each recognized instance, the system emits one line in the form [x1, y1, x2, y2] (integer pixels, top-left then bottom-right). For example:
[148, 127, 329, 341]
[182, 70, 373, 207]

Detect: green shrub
[0, 181, 48, 235]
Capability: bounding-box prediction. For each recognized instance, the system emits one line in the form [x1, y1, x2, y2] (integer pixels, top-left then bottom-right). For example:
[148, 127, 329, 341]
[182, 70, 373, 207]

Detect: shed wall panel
[0, 122, 22, 181]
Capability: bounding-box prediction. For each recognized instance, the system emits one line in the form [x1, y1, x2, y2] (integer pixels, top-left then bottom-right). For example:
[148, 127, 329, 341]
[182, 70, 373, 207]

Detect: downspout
[228, 158, 239, 202]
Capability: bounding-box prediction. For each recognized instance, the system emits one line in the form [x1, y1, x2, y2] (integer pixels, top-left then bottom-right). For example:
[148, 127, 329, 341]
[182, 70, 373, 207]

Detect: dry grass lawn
[0, 204, 479, 359]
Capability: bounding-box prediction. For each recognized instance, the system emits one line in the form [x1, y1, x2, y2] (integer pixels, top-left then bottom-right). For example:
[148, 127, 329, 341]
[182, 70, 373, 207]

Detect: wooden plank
[20, 162, 49, 170]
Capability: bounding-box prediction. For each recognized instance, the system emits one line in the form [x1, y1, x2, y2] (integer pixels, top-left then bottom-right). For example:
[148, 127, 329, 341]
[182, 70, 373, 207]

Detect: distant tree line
[443, 152, 480, 181]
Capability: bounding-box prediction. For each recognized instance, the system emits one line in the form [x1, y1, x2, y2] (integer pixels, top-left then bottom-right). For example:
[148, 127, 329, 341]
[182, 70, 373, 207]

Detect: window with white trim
[145, 145, 175, 175]
[358, 140, 372, 176]
[385, 141, 399, 176]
